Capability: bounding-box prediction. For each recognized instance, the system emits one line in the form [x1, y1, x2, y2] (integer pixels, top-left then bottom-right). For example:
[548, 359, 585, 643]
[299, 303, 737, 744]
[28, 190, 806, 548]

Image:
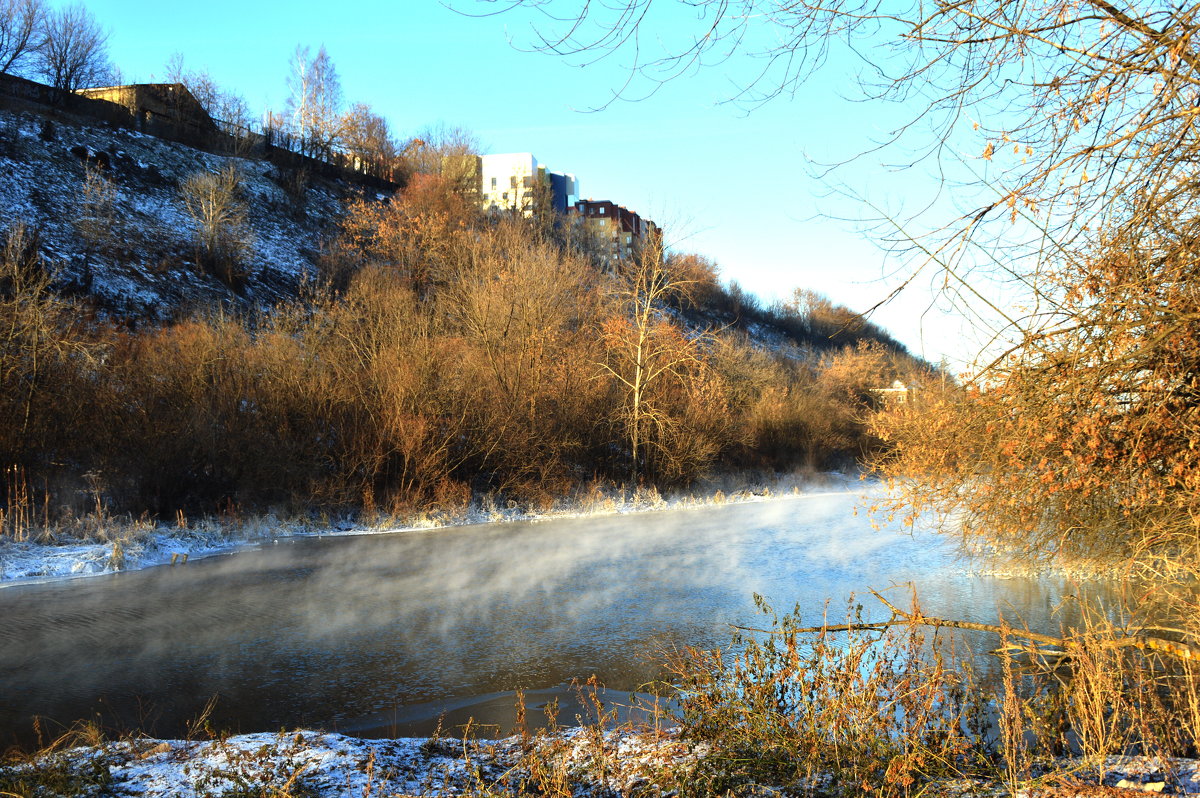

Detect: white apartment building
[479, 153, 578, 215]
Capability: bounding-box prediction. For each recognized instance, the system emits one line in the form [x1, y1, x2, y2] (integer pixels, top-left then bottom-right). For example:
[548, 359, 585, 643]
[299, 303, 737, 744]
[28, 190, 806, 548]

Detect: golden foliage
[1, 203, 920, 521]
[874, 204, 1200, 612]
[339, 173, 478, 294]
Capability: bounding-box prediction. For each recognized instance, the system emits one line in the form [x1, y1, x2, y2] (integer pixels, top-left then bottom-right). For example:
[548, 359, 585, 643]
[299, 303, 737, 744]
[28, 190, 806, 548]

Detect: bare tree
[164, 52, 253, 134]
[0, 221, 90, 456]
[285, 44, 343, 158]
[598, 234, 713, 482]
[0, 0, 44, 76]
[405, 122, 480, 176]
[341, 102, 397, 169]
[164, 52, 215, 109]
[36, 2, 109, 92]
[210, 90, 253, 144]
[179, 165, 252, 286]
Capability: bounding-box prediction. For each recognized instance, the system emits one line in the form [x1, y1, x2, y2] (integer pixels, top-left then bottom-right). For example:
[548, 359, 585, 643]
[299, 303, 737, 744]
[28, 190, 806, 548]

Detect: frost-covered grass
[0, 725, 704, 798]
[0, 106, 349, 316]
[4, 698, 1199, 797]
[0, 471, 857, 586]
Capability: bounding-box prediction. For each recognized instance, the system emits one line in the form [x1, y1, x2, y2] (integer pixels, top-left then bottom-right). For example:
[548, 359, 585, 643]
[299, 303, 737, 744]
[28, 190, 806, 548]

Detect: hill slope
[0, 106, 370, 317]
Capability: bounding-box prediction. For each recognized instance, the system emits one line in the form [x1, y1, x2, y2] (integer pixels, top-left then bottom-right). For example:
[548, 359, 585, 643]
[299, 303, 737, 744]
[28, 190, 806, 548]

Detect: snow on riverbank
[7, 727, 1200, 797]
[0, 472, 861, 587]
[3, 727, 699, 797]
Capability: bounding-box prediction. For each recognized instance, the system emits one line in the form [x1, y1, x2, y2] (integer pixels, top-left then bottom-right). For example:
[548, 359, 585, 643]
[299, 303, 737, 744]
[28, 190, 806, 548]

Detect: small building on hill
[75, 83, 217, 136]
[870, 380, 912, 406]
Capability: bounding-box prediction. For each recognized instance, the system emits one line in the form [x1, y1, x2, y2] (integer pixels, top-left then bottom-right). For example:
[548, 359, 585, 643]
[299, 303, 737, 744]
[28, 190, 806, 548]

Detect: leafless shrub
[0, 221, 92, 500]
[179, 165, 252, 287]
[75, 164, 117, 256]
[268, 166, 309, 211]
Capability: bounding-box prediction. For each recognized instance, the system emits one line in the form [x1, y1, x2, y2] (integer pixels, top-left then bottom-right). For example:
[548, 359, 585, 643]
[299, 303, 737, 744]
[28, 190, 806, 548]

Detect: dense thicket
[874, 196, 1200, 582]
[0, 177, 923, 521]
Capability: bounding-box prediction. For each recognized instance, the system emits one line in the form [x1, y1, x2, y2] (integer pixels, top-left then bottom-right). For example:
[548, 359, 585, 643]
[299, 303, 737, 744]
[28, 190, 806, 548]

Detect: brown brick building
[571, 199, 660, 264]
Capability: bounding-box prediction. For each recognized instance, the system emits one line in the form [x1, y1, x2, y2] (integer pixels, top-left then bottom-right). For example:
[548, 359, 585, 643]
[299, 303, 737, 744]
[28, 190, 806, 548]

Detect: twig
[728, 589, 1200, 662]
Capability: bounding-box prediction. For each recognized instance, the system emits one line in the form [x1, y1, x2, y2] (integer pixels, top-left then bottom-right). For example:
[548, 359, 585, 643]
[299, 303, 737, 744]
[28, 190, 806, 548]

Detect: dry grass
[0, 719, 115, 798]
[656, 596, 986, 797]
[634, 593, 1200, 797]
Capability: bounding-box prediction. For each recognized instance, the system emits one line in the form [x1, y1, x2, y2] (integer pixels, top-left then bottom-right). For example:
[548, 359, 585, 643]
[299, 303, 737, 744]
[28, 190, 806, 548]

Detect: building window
[599, 206, 606, 215]
[510, 176, 517, 188]
[502, 192, 509, 201]
[491, 177, 497, 189]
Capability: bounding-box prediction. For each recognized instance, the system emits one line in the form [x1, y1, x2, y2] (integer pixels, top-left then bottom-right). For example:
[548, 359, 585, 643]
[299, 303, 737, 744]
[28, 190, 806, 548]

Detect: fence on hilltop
[0, 72, 404, 193]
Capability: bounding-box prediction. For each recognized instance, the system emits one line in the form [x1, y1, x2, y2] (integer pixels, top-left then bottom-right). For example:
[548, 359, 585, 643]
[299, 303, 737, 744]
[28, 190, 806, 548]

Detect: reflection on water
[0, 490, 1108, 746]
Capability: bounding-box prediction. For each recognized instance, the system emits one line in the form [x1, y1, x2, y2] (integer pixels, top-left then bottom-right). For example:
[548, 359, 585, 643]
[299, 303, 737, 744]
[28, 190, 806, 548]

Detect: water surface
[0, 490, 1090, 746]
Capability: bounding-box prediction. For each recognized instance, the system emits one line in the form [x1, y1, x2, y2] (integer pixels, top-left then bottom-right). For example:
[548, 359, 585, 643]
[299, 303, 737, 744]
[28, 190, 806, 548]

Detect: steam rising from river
[0, 488, 1088, 743]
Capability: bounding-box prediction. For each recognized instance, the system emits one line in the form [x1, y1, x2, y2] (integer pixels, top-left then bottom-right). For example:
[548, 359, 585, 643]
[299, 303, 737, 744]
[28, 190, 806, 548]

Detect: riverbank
[4, 483, 1196, 797]
[0, 471, 858, 586]
[3, 725, 1196, 798]
[0, 727, 691, 797]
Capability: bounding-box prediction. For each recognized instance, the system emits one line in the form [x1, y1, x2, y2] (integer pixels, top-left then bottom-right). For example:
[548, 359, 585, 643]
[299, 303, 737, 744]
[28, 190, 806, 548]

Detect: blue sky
[81, 0, 989, 364]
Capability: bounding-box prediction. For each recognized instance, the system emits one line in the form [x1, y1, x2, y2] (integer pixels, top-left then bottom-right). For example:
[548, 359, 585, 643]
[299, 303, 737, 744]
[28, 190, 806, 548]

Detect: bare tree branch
[0, 0, 44, 76]
[36, 3, 109, 93]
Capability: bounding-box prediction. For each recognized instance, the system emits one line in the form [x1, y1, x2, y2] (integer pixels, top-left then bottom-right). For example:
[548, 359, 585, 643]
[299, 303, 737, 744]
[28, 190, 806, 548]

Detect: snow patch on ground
[0, 106, 361, 316]
[3, 727, 704, 797]
[8, 728, 1200, 797]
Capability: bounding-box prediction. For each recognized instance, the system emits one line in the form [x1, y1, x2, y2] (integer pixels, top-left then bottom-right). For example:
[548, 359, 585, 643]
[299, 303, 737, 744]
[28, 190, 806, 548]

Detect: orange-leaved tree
[339, 173, 478, 296]
[874, 202, 1200, 591]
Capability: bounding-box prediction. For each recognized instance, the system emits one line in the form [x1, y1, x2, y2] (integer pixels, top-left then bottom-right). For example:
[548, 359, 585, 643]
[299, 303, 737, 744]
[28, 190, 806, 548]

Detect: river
[0, 488, 1092, 747]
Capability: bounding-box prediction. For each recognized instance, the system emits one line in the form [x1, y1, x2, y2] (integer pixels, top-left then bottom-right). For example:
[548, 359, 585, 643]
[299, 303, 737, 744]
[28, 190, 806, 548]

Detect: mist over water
[0, 490, 1090, 745]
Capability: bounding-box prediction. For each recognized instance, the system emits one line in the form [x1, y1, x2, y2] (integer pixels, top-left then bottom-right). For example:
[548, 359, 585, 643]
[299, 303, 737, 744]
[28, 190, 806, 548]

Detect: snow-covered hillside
[0, 106, 376, 316]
